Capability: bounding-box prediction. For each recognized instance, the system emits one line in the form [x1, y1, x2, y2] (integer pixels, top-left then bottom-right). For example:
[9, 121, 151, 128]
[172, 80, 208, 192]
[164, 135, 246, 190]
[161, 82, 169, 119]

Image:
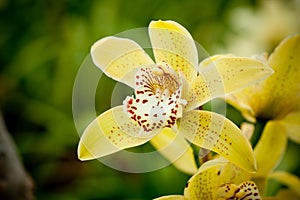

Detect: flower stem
[250, 118, 268, 147]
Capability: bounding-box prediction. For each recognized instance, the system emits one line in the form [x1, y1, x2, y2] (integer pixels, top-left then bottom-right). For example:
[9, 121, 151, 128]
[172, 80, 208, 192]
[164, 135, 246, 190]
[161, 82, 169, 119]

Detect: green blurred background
[0, 0, 299, 199]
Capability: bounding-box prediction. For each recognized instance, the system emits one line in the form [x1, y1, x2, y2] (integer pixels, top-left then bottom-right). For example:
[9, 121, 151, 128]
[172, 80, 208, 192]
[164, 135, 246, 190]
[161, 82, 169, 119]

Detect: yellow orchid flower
[154, 158, 261, 200]
[227, 34, 300, 144]
[154, 121, 300, 200]
[77, 20, 273, 173]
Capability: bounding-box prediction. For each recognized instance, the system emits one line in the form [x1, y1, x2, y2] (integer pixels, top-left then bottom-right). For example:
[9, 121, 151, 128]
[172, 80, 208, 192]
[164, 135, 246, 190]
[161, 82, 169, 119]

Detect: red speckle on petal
[131, 106, 137, 110]
[168, 100, 174, 105]
[137, 91, 144, 94]
[131, 114, 137, 121]
[171, 108, 177, 115]
[123, 65, 185, 137]
[170, 116, 177, 121]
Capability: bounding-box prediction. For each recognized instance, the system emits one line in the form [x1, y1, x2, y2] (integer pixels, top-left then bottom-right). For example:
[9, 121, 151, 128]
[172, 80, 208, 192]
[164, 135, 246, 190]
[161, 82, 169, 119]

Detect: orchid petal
[179, 110, 257, 172]
[184, 160, 231, 200]
[251, 177, 268, 196]
[199, 54, 274, 94]
[188, 54, 273, 110]
[149, 20, 198, 83]
[91, 36, 154, 88]
[227, 34, 300, 120]
[78, 106, 152, 160]
[215, 181, 262, 200]
[153, 195, 186, 200]
[226, 92, 257, 123]
[279, 111, 300, 144]
[260, 34, 300, 119]
[253, 121, 287, 178]
[183, 158, 252, 200]
[269, 171, 300, 197]
[276, 189, 300, 200]
[150, 128, 197, 175]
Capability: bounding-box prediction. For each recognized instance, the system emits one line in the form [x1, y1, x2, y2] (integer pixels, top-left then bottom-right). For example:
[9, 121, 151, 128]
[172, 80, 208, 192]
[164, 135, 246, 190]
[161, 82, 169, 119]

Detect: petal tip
[77, 141, 94, 161]
[149, 20, 186, 34]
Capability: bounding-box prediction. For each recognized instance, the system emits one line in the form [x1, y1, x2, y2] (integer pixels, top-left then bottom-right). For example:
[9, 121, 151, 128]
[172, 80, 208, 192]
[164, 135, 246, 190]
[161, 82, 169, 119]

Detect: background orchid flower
[227, 34, 300, 144]
[154, 158, 261, 200]
[154, 121, 300, 200]
[77, 20, 273, 173]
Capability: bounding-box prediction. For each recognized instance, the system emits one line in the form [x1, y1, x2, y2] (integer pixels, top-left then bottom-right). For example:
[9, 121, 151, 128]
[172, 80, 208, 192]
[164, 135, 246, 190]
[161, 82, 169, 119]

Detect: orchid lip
[122, 63, 186, 138]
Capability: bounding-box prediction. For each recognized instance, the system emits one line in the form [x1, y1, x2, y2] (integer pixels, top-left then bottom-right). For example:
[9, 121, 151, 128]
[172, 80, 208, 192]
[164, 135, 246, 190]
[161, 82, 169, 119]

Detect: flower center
[140, 65, 179, 96]
[123, 63, 186, 138]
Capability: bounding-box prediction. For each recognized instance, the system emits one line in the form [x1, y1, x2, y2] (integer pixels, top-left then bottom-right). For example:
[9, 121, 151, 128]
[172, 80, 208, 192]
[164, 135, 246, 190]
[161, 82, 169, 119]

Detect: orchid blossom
[77, 20, 273, 173]
[227, 34, 300, 144]
[154, 122, 300, 200]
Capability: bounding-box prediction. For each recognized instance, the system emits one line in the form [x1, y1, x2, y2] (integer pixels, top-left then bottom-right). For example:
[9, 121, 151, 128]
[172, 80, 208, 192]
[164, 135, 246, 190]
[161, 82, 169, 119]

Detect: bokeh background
[0, 0, 299, 199]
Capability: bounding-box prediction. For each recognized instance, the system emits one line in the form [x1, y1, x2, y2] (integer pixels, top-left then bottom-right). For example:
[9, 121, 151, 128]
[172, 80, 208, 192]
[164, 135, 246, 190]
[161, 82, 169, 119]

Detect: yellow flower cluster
[77, 20, 300, 200]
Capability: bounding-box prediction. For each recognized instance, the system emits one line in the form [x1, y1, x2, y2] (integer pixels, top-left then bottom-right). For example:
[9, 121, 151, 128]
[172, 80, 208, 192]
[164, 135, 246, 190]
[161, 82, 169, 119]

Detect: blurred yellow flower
[77, 20, 273, 173]
[227, 34, 300, 144]
[223, 0, 300, 56]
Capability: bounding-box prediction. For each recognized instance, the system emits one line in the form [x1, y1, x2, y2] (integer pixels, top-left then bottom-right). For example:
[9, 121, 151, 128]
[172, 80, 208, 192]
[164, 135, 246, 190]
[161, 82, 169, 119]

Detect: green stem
[250, 118, 268, 147]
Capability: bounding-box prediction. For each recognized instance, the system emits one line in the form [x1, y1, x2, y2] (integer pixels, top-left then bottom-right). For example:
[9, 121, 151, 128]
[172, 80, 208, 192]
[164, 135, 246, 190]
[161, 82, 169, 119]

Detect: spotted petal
[184, 158, 252, 200]
[186, 54, 273, 110]
[78, 106, 152, 160]
[149, 20, 198, 83]
[215, 181, 262, 200]
[150, 128, 197, 175]
[179, 110, 257, 172]
[259, 34, 300, 119]
[91, 36, 154, 88]
[123, 65, 186, 138]
[253, 121, 287, 178]
[227, 34, 300, 120]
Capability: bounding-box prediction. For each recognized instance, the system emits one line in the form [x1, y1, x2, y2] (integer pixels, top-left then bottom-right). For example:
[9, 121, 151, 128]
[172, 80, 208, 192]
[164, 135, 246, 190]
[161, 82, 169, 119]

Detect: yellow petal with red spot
[149, 20, 198, 83]
[183, 158, 252, 200]
[215, 181, 261, 200]
[260, 34, 300, 119]
[78, 106, 152, 160]
[227, 34, 300, 120]
[179, 110, 257, 172]
[188, 54, 273, 110]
